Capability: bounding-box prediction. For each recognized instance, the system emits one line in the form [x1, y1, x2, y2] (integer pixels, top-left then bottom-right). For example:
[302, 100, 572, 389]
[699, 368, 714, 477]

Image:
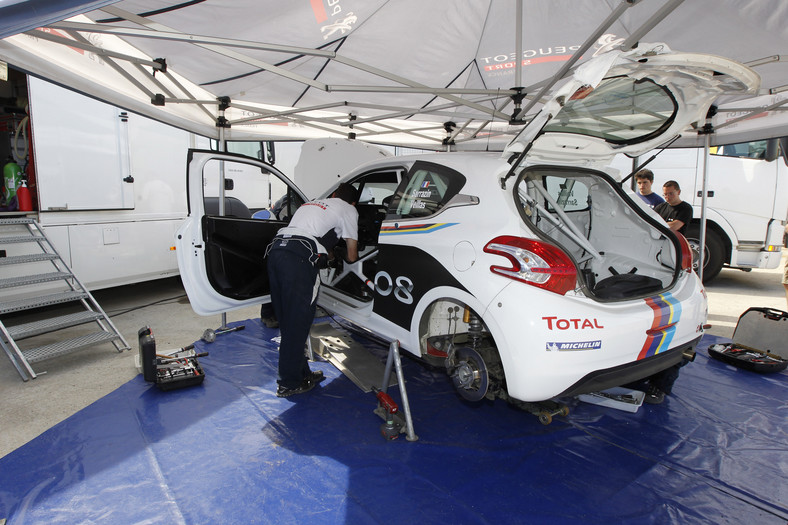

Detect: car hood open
[503, 43, 760, 168]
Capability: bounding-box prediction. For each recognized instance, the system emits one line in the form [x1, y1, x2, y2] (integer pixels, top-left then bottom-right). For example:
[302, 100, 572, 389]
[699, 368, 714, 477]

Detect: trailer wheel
[685, 225, 724, 282]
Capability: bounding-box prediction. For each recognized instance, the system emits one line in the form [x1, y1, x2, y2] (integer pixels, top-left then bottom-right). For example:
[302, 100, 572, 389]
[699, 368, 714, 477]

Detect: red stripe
[638, 297, 663, 359]
[310, 0, 328, 23]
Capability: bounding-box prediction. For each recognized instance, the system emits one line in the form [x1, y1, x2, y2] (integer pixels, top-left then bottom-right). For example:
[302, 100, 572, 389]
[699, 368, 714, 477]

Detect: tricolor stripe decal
[638, 292, 682, 360]
[379, 223, 457, 236]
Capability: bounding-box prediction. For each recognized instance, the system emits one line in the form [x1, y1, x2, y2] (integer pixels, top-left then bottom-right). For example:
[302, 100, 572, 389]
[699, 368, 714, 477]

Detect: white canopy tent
[1, 0, 788, 150]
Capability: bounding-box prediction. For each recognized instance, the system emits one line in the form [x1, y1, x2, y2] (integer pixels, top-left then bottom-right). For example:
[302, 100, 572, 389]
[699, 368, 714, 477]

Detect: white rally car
[176, 44, 758, 402]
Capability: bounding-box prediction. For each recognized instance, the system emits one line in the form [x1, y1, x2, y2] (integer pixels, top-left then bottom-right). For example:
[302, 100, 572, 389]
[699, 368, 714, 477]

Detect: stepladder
[0, 217, 130, 380]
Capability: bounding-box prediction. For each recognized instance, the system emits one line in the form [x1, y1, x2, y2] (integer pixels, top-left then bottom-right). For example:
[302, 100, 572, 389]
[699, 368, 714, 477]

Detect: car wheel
[684, 225, 725, 282]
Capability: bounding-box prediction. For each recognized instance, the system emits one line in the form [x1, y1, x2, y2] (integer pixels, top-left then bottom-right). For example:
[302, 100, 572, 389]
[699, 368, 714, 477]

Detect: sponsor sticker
[546, 340, 602, 351]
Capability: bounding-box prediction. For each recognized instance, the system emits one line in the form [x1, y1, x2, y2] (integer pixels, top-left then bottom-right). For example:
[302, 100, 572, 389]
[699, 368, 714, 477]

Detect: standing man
[266, 183, 359, 397]
[644, 179, 694, 404]
[634, 168, 665, 208]
[654, 180, 692, 235]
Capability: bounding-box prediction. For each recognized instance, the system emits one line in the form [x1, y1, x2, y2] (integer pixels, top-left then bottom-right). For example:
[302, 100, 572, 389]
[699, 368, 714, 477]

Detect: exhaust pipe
[683, 347, 696, 362]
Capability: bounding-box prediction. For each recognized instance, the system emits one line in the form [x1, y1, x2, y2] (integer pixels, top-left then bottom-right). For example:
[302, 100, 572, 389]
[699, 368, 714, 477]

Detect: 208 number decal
[374, 271, 414, 305]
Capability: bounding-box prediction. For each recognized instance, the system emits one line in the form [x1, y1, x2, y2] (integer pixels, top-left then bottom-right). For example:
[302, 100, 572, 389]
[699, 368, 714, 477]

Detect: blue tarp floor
[0, 319, 786, 524]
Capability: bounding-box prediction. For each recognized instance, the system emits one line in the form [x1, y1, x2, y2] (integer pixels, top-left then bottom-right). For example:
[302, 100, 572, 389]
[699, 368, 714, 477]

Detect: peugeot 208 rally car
[176, 43, 758, 403]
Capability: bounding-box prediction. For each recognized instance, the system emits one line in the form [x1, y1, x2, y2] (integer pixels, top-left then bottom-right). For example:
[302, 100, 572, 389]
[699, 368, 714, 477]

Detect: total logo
[542, 317, 604, 330]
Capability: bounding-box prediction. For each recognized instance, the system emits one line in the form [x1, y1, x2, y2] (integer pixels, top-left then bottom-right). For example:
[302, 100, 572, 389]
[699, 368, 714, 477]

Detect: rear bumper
[556, 335, 701, 398]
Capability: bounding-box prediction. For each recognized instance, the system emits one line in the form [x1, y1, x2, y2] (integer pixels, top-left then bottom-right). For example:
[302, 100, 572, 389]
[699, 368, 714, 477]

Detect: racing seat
[203, 196, 252, 218]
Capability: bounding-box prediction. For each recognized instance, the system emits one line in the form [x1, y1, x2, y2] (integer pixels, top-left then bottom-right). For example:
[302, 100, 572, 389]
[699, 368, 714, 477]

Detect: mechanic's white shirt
[277, 197, 358, 253]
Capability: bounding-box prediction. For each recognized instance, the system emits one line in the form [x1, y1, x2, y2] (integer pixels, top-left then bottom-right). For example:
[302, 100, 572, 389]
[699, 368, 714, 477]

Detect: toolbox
[138, 326, 207, 390]
[707, 307, 788, 373]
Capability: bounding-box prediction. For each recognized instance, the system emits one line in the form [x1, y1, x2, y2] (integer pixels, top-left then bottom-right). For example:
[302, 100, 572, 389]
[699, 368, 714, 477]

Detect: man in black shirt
[654, 180, 692, 235]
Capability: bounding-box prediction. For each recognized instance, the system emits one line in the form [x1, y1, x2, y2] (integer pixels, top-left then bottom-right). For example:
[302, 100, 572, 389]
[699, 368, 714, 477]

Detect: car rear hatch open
[504, 43, 759, 300]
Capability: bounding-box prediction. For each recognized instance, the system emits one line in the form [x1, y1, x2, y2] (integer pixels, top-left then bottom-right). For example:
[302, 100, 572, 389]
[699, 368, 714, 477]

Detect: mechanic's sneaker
[275, 370, 325, 397]
[261, 316, 279, 329]
[643, 384, 665, 405]
[306, 370, 325, 384]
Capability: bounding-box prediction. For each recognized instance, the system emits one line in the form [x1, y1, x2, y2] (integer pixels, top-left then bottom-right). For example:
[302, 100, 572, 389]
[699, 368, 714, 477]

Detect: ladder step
[0, 217, 132, 380]
[22, 331, 121, 364]
[0, 271, 73, 289]
[0, 218, 35, 225]
[0, 253, 59, 266]
[0, 290, 89, 314]
[0, 235, 46, 244]
[6, 311, 105, 340]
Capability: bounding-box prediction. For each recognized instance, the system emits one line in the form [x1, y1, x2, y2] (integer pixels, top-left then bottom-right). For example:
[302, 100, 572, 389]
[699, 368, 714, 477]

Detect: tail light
[675, 232, 693, 273]
[483, 236, 577, 295]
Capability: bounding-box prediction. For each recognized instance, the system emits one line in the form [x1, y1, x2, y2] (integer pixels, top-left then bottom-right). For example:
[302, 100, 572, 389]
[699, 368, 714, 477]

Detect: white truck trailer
[0, 73, 197, 298]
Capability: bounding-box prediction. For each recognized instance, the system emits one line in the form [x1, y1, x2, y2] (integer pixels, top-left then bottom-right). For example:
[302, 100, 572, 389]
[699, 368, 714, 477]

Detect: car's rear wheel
[435, 306, 504, 402]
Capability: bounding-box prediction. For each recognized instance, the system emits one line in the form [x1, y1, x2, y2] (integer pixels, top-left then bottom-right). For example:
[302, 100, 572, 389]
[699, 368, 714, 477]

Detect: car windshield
[542, 76, 677, 145]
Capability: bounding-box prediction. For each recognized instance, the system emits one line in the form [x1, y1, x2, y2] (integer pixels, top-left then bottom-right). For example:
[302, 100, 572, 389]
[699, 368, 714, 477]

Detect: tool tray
[707, 307, 788, 374]
[155, 353, 206, 390]
[139, 326, 206, 390]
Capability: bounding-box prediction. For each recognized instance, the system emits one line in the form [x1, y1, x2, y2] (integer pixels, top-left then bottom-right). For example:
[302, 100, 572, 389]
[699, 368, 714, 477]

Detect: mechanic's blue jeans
[267, 247, 319, 389]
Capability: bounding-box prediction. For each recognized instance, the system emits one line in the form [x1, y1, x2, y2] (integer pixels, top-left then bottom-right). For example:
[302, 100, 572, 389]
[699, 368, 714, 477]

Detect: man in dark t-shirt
[634, 168, 665, 209]
[654, 180, 692, 235]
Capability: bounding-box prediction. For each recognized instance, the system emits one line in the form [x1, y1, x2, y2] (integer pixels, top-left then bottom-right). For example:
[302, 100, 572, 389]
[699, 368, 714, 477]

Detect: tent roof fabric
[1, 0, 787, 149]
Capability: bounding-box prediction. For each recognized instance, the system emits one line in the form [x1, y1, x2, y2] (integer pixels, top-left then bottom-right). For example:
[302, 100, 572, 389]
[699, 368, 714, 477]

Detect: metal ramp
[309, 320, 417, 440]
[0, 217, 130, 380]
[309, 320, 397, 392]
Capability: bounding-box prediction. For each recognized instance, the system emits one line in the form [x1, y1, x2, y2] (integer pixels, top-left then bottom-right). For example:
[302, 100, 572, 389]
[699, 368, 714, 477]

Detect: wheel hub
[450, 346, 489, 402]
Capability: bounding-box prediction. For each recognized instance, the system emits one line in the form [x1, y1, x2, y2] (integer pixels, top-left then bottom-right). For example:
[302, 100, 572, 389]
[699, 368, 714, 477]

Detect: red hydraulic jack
[372, 387, 400, 440]
[373, 340, 418, 441]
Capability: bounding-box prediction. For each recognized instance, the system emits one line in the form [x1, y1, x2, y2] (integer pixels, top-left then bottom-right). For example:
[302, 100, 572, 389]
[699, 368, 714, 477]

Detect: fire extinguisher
[16, 180, 32, 212]
[3, 157, 22, 207]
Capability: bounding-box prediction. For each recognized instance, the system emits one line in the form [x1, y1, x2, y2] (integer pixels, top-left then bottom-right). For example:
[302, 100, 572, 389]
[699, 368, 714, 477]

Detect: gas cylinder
[3, 158, 22, 200]
[16, 180, 32, 211]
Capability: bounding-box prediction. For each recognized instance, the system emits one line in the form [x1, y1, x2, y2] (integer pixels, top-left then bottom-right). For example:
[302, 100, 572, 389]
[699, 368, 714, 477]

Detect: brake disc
[450, 346, 489, 402]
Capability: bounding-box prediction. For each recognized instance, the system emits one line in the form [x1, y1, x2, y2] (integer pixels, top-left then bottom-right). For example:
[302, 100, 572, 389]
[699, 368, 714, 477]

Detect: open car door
[175, 149, 306, 315]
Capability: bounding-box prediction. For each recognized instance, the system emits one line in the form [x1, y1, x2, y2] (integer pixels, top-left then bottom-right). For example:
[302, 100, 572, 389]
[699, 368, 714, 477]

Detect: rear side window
[544, 177, 591, 212]
[389, 161, 466, 218]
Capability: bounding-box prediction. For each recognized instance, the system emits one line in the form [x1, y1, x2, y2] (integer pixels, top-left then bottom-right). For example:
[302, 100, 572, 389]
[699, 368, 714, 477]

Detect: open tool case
[138, 326, 207, 390]
[708, 307, 788, 373]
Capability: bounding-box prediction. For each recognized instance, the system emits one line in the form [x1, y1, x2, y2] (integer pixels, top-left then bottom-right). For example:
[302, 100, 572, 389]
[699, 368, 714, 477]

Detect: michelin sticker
[546, 340, 602, 351]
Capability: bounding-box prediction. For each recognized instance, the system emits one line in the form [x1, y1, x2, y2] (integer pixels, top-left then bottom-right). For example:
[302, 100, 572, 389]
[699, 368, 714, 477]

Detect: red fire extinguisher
[17, 180, 32, 212]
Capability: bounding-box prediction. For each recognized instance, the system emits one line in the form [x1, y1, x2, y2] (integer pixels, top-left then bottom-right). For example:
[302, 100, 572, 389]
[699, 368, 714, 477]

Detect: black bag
[593, 267, 663, 299]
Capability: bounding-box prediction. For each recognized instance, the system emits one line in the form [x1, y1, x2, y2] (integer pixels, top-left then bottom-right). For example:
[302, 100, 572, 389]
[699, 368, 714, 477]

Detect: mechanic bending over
[266, 182, 359, 397]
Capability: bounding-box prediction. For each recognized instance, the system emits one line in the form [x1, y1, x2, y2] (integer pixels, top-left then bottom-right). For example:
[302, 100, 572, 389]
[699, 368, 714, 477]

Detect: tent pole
[218, 107, 228, 330]
[619, 0, 685, 51]
[698, 118, 714, 283]
[515, 0, 523, 89]
[515, 0, 635, 120]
